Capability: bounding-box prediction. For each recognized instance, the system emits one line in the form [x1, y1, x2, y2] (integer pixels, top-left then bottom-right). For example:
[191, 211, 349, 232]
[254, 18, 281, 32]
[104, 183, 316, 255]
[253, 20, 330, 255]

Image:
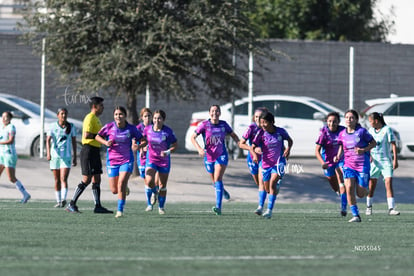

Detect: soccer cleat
[115, 211, 123, 218]
[54, 202, 62, 208]
[388, 208, 400, 216]
[145, 205, 153, 212]
[340, 210, 347, 217]
[348, 215, 361, 223]
[150, 191, 158, 206]
[223, 189, 231, 200]
[61, 200, 67, 208]
[94, 205, 113, 214]
[212, 206, 221, 215]
[365, 206, 372, 216]
[66, 203, 80, 213]
[262, 209, 272, 219]
[254, 207, 263, 216]
[158, 208, 166, 215]
[126, 187, 130, 196]
[21, 194, 31, 204]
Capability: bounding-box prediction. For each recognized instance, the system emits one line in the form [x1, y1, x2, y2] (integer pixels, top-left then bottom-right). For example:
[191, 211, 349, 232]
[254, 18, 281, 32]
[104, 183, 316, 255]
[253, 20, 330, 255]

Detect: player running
[334, 110, 376, 223]
[95, 106, 145, 218]
[0, 111, 31, 203]
[315, 112, 347, 216]
[250, 111, 293, 219]
[191, 105, 240, 215]
[142, 110, 177, 215]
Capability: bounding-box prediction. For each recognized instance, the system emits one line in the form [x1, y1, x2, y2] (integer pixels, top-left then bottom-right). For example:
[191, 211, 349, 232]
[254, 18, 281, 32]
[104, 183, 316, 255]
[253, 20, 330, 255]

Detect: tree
[20, 0, 275, 123]
[246, 0, 394, 41]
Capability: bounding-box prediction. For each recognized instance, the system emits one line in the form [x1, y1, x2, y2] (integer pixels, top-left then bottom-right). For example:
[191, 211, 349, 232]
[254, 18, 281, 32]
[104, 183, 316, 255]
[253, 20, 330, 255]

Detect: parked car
[185, 95, 344, 157]
[0, 93, 83, 157]
[360, 95, 414, 158]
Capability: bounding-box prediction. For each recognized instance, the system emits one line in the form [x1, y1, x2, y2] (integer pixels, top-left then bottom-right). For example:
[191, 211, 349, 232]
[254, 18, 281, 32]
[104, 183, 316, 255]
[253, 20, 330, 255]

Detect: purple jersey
[98, 122, 143, 166]
[136, 122, 149, 166]
[242, 123, 262, 161]
[338, 125, 373, 172]
[143, 124, 177, 167]
[195, 119, 233, 162]
[252, 127, 291, 169]
[315, 125, 345, 166]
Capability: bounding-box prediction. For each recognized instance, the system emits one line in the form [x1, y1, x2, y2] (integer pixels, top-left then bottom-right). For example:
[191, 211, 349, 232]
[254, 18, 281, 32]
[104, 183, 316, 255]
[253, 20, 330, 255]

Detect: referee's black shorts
[80, 144, 103, 176]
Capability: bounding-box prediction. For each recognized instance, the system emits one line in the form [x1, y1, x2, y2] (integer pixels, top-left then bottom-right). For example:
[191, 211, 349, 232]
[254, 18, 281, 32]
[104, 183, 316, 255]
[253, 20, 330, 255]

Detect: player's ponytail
[369, 112, 386, 126]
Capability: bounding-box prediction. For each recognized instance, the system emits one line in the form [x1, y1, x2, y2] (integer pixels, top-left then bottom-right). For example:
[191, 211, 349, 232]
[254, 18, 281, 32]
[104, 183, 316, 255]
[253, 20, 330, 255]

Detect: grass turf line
[0, 200, 413, 276]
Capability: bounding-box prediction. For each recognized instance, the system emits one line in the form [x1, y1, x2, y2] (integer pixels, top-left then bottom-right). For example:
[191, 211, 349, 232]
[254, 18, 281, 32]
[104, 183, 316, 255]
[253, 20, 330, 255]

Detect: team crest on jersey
[355, 136, 360, 143]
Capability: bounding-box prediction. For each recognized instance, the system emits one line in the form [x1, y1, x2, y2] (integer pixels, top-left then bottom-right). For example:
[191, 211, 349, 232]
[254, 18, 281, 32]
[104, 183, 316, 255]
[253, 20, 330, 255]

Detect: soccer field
[0, 200, 413, 275]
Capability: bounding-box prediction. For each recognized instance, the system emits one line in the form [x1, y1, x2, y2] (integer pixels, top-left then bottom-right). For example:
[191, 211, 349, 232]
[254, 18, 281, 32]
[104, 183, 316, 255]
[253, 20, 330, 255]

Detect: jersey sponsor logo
[209, 135, 223, 146]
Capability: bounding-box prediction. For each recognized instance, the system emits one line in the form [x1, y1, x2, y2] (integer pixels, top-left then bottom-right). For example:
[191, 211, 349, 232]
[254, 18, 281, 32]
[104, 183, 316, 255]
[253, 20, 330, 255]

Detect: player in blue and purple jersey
[315, 112, 347, 216]
[239, 107, 268, 187]
[366, 112, 400, 216]
[191, 105, 240, 216]
[334, 109, 376, 223]
[136, 107, 152, 178]
[135, 107, 160, 207]
[250, 111, 293, 219]
[143, 109, 177, 215]
[95, 106, 145, 218]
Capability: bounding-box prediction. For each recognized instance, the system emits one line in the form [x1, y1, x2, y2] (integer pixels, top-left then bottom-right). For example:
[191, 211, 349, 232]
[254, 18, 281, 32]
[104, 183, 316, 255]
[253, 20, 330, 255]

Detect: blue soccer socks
[214, 181, 224, 209]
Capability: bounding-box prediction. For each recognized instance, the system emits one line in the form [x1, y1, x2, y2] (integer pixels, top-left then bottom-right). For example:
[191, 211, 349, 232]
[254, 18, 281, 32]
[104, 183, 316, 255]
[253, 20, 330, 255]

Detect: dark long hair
[260, 111, 275, 124]
[325, 111, 340, 122]
[57, 107, 71, 134]
[369, 112, 386, 126]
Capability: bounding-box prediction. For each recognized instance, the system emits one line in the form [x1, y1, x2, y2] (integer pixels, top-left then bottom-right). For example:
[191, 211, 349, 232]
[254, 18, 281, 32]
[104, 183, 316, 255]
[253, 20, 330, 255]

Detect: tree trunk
[126, 90, 140, 177]
[126, 90, 139, 125]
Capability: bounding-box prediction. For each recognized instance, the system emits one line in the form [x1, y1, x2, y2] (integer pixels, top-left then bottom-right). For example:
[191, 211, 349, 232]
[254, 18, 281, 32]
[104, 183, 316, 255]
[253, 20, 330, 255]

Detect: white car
[361, 95, 414, 158]
[0, 93, 83, 157]
[185, 95, 344, 157]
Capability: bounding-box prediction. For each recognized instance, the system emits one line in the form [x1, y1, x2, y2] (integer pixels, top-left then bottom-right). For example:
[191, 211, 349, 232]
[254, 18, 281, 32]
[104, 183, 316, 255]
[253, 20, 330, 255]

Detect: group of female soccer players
[315, 110, 400, 222]
[194, 104, 400, 222]
[1, 100, 399, 222]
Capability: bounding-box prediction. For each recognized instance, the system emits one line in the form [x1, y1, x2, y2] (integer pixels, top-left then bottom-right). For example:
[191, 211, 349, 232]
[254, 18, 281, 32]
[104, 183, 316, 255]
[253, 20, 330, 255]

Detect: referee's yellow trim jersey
[81, 112, 102, 148]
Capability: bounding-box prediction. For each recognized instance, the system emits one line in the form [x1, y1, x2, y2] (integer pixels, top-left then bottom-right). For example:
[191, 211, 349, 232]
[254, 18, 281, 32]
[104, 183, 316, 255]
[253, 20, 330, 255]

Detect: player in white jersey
[46, 108, 77, 208]
[366, 112, 400, 216]
[0, 111, 31, 203]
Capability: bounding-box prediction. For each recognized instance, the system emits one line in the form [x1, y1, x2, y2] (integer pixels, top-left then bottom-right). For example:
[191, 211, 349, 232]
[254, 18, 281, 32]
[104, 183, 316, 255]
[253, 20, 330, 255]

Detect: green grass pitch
[0, 200, 413, 275]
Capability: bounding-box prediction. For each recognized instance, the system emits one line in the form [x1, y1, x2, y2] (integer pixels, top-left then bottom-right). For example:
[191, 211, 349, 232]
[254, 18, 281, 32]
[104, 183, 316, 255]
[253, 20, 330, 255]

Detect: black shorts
[80, 144, 103, 176]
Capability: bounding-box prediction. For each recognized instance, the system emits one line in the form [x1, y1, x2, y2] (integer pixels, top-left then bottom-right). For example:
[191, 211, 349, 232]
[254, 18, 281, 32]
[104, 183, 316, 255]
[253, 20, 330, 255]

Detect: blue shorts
[343, 167, 369, 188]
[146, 161, 170, 174]
[204, 153, 228, 174]
[323, 160, 344, 177]
[137, 152, 146, 178]
[246, 153, 259, 175]
[261, 157, 286, 182]
[106, 161, 134, 177]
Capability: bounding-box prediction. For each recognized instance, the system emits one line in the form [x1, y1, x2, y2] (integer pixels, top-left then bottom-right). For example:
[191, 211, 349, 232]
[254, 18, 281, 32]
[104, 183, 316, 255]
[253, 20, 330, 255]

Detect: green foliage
[20, 0, 274, 108]
[1, 200, 413, 275]
[247, 0, 393, 41]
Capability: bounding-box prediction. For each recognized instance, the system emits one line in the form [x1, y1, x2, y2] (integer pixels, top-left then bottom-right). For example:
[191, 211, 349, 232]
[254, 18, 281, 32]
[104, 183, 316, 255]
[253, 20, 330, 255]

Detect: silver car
[0, 93, 83, 157]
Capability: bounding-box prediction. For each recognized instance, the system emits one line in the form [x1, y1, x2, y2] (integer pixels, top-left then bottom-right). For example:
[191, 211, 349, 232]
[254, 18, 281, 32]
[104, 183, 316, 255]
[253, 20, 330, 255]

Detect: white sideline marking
[1, 255, 346, 262]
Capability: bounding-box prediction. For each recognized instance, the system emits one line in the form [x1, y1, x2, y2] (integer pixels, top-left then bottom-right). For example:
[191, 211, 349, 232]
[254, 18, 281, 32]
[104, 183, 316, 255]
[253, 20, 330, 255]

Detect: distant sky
[376, 0, 414, 44]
